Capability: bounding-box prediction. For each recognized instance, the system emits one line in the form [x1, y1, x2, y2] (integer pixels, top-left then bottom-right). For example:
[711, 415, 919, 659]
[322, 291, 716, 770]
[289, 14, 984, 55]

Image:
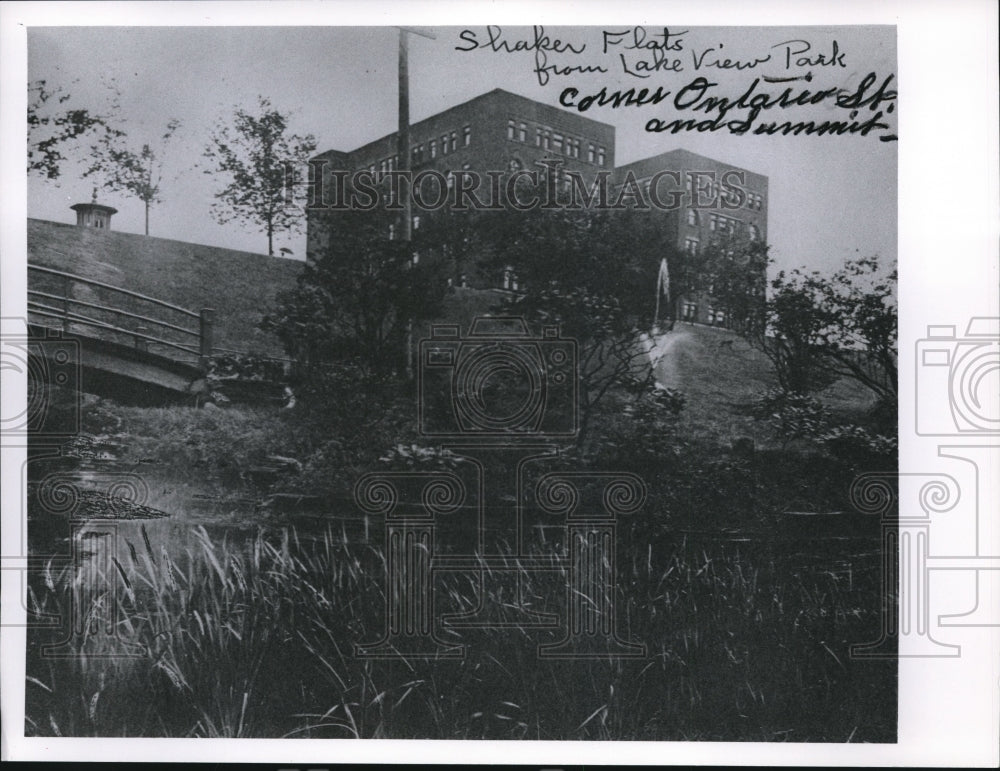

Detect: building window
[686, 209, 699, 227]
[682, 302, 697, 321]
[748, 223, 760, 241]
[388, 224, 395, 240]
[430, 139, 437, 159]
[542, 129, 551, 150]
[552, 132, 563, 153]
[412, 215, 420, 230]
[597, 147, 606, 166]
[441, 134, 449, 155]
[536, 127, 543, 147]
[588, 144, 596, 163]
[519, 122, 527, 142]
[507, 120, 516, 140]
[685, 238, 699, 255]
[463, 125, 471, 146]
[709, 213, 718, 231]
[450, 131, 457, 152]
[412, 251, 420, 265]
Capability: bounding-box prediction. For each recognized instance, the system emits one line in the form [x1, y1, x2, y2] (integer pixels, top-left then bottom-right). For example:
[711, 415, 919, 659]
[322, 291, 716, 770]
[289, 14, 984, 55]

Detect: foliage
[735, 257, 897, 402]
[83, 84, 181, 235]
[208, 352, 287, 384]
[753, 389, 831, 449]
[263, 210, 448, 377]
[25, 516, 895, 740]
[593, 382, 687, 468]
[202, 96, 317, 256]
[377, 443, 463, 471]
[28, 80, 112, 180]
[475, 208, 668, 444]
[819, 424, 897, 467]
[698, 236, 770, 336]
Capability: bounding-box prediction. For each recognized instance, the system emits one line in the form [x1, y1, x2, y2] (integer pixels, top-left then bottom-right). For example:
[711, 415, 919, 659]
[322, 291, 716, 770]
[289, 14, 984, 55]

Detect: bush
[753, 389, 830, 449]
[819, 424, 897, 468]
[591, 385, 686, 468]
[377, 443, 463, 471]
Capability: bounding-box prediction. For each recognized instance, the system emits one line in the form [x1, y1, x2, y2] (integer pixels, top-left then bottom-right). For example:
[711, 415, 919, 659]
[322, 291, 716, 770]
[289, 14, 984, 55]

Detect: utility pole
[396, 26, 436, 378]
[397, 27, 436, 241]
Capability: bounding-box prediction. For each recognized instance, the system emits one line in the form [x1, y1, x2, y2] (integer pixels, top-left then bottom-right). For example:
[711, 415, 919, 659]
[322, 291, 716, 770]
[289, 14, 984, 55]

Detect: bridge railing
[27, 265, 214, 371]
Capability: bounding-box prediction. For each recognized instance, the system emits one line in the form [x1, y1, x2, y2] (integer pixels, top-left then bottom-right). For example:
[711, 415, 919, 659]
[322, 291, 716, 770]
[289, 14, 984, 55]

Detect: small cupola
[71, 189, 117, 230]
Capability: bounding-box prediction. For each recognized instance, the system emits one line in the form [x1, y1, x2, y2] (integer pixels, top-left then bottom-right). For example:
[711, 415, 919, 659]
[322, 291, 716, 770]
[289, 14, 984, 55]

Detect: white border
[3, 0, 999, 766]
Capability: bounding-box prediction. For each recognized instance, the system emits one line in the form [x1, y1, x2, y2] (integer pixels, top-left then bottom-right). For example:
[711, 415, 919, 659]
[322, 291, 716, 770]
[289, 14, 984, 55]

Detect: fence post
[199, 308, 215, 372]
[61, 274, 71, 333]
[134, 326, 149, 352]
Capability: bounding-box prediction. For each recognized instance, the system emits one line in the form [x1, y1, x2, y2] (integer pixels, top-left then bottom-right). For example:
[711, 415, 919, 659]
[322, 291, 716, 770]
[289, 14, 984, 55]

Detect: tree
[808, 256, 898, 405]
[737, 256, 897, 405]
[753, 274, 840, 395]
[84, 115, 180, 235]
[203, 97, 317, 256]
[481, 207, 663, 446]
[263, 210, 447, 379]
[28, 79, 110, 180]
[699, 236, 770, 337]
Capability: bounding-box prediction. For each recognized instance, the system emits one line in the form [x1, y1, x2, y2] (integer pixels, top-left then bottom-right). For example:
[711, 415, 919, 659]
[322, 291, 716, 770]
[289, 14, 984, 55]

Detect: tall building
[615, 148, 769, 328]
[306, 88, 768, 329]
[308, 88, 614, 264]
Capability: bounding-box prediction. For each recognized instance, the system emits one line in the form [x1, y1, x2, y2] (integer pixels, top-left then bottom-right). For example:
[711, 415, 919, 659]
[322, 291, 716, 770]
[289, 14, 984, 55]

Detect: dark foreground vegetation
[25, 321, 897, 740]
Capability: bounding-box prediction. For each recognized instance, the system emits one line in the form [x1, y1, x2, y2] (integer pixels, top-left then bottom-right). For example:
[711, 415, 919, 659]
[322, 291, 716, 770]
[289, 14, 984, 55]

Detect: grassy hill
[654, 322, 877, 447]
[27, 219, 303, 356]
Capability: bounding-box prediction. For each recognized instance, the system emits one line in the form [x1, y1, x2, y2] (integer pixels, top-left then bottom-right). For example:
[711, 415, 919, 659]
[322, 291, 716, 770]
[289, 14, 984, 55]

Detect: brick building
[615, 148, 769, 328]
[307, 88, 768, 329]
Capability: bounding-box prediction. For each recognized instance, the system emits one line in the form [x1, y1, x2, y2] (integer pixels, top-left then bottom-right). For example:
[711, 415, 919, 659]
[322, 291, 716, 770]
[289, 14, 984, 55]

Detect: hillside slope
[27, 219, 303, 356]
[654, 323, 876, 446]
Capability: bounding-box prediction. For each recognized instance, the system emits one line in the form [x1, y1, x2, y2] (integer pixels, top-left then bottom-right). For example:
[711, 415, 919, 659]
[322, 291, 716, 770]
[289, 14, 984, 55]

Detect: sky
[26, 25, 897, 274]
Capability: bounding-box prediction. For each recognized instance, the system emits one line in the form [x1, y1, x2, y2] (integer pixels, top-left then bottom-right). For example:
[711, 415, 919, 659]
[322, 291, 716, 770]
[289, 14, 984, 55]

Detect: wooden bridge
[27, 264, 218, 404]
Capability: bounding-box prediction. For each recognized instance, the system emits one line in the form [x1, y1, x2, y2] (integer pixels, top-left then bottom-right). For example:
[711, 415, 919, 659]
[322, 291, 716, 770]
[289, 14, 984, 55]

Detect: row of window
[411, 126, 472, 164]
[366, 126, 474, 173]
[683, 224, 760, 253]
[506, 118, 607, 166]
[681, 302, 727, 326]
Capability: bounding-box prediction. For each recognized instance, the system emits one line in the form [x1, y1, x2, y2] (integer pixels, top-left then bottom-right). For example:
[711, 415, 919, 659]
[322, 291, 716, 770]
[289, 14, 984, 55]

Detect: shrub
[753, 389, 831, 449]
[819, 424, 897, 467]
[591, 385, 686, 468]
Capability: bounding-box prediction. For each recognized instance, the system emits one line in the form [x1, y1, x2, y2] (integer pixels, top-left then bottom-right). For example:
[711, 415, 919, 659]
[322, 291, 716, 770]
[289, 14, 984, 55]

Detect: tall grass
[25, 521, 894, 740]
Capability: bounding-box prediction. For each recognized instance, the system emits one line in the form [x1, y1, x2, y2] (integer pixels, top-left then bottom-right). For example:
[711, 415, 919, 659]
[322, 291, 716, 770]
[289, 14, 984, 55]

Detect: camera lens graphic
[0, 341, 49, 431]
[453, 343, 544, 432]
[950, 342, 1000, 431]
